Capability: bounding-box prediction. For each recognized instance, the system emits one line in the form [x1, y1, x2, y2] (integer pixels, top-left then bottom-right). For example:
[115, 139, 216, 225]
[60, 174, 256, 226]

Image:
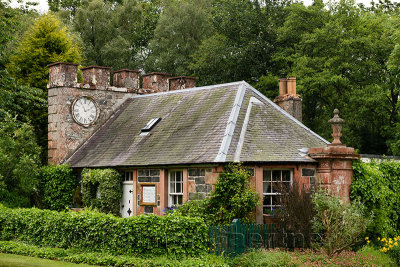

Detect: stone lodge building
[47, 62, 359, 223]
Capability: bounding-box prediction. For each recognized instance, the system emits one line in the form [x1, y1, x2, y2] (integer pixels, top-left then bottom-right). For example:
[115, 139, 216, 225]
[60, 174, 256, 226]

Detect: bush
[276, 181, 314, 248]
[81, 168, 121, 215]
[0, 205, 207, 257]
[40, 164, 78, 211]
[351, 160, 400, 239]
[174, 199, 212, 224]
[207, 164, 259, 225]
[312, 190, 370, 256]
[232, 250, 293, 267]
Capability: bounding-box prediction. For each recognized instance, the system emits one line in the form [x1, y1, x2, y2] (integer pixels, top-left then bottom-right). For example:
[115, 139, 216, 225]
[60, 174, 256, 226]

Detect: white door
[120, 181, 134, 218]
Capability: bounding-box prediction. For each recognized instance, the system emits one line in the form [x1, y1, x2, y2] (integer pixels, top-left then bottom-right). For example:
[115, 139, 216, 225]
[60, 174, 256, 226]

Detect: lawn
[0, 253, 100, 267]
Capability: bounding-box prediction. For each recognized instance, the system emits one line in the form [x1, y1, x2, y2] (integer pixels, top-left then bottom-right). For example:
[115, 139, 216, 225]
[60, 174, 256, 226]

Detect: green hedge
[40, 164, 78, 211]
[0, 241, 229, 266]
[351, 160, 400, 238]
[0, 205, 207, 256]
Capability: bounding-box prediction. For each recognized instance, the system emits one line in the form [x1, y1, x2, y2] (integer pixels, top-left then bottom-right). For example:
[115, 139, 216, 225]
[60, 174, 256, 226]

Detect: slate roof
[66, 81, 328, 168]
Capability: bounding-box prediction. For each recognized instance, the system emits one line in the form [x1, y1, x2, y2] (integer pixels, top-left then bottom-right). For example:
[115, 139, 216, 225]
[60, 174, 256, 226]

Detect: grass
[0, 253, 100, 267]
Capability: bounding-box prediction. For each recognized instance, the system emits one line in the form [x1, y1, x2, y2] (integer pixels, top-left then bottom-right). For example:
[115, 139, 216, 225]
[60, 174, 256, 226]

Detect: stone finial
[328, 109, 345, 145]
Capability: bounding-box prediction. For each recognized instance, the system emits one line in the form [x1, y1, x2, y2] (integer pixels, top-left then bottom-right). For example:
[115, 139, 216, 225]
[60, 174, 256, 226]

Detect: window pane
[176, 172, 182, 182]
[263, 170, 271, 182]
[282, 170, 291, 182]
[263, 196, 270, 206]
[272, 170, 281, 181]
[170, 181, 175, 193]
[178, 195, 183, 205]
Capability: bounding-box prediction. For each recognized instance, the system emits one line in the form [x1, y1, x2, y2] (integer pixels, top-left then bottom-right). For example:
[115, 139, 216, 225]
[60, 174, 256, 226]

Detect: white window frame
[168, 170, 183, 206]
[262, 169, 293, 215]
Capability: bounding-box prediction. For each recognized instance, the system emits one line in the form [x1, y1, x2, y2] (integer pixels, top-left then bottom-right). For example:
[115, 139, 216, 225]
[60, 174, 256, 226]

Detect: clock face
[72, 97, 98, 126]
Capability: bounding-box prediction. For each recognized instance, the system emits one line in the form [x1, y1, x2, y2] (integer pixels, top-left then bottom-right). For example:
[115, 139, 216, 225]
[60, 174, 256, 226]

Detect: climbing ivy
[81, 168, 121, 216]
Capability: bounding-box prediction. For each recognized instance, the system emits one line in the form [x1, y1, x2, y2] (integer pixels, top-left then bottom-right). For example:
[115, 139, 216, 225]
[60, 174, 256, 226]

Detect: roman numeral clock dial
[72, 97, 98, 126]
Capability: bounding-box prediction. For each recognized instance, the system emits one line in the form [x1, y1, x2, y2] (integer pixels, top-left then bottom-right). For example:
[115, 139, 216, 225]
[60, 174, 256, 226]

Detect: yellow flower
[378, 237, 381, 241]
[365, 237, 369, 240]
[395, 242, 398, 246]
[367, 240, 370, 244]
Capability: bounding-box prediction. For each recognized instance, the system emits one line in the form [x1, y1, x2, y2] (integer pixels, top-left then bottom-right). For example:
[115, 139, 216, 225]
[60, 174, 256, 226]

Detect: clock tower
[47, 63, 139, 165]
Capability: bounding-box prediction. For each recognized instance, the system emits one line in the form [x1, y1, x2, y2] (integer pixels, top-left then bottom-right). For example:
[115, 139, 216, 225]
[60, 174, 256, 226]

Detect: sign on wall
[140, 183, 156, 206]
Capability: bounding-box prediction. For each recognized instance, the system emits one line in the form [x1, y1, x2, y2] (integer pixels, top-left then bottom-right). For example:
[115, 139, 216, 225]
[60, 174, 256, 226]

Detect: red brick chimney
[274, 76, 302, 122]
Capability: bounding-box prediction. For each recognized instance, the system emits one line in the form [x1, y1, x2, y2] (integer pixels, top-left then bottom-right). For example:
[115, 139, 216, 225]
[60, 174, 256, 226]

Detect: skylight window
[141, 118, 161, 132]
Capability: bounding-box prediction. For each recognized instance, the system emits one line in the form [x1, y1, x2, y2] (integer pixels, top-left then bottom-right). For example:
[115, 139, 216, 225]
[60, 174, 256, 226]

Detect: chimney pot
[81, 66, 111, 87]
[287, 76, 297, 96]
[278, 78, 287, 96]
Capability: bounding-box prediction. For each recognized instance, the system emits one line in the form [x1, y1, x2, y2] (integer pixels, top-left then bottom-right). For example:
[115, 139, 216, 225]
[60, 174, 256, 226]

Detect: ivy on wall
[81, 168, 121, 216]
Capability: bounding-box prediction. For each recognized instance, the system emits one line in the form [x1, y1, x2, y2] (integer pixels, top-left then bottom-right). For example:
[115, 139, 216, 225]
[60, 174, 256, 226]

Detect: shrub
[312, 190, 370, 256]
[351, 160, 400, 239]
[0, 205, 207, 257]
[207, 164, 259, 225]
[232, 250, 292, 267]
[276, 181, 314, 248]
[40, 164, 78, 211]
[376, 236, 400, 265]
[81, 168, 121, 215]
[174, 198, 212, 224]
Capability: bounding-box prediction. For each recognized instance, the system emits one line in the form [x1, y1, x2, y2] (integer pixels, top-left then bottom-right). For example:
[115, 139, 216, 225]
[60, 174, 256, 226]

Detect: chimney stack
[169, 76, 196, 91]
[274, 76, 302, 122]
[113, 69, 140, 89]
[81, 66, 111, 88]
[47, 62, 79, 88]
[142, 72, 171, 92]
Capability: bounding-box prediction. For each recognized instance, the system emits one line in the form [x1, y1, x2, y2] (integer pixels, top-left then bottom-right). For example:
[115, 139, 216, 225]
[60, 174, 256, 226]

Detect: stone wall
[48, 87, 135, 164]
[47, 62, 197, 165]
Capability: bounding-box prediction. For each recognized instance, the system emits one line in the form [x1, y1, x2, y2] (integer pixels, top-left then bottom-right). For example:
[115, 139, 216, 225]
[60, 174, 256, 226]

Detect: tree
[0, 0, 37, 68]
[0, 112, 41, 207]
[6, 14, 82, 163]
[73, 0, 159, 70]
[190, 0, 292, 85]
[208, 164, 259, 225]
[0, 70, 45, 123]
[7, 13, 82, 90]
[275, 0, 400, 154]
[145, 0, 212, 75]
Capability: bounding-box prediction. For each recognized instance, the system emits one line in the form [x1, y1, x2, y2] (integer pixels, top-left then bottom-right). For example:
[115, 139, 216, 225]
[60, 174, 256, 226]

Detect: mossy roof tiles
[66, 81, 328, 167]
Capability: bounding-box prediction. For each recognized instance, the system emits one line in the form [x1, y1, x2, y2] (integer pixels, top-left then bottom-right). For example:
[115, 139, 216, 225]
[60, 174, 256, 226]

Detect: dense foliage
[176, 164, 259, 225]
[81, 168, 122, 215]
[351, 160, 400, 239]
[312, 190, 370, 256]
[0, 113, 41, 208]
[0, 205, 208, 256]
[39, 164, 78, 211]
[1, 0, 399, 156]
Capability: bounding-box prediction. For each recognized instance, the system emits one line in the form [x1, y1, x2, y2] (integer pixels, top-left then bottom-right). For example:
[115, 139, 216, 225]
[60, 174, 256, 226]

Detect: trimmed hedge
[40, 164, 78, 211]
[0, 205, 207, 257]
[0, 241, 229, 266]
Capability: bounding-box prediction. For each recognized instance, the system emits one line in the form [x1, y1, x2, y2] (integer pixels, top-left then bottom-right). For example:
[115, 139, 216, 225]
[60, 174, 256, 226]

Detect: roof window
[141, 118, 161, 132]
